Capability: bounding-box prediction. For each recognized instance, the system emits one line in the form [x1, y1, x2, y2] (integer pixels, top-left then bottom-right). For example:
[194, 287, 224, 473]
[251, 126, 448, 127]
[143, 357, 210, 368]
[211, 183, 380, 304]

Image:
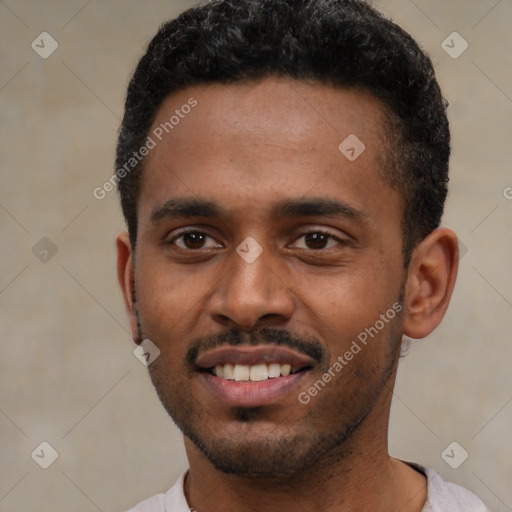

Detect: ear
[402, 227, 459, 339]
[116, 231, 139, 342]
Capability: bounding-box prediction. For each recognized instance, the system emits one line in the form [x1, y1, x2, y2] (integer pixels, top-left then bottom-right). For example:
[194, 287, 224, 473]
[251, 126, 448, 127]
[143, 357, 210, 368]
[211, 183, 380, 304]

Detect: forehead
[138, 78, 394, 220]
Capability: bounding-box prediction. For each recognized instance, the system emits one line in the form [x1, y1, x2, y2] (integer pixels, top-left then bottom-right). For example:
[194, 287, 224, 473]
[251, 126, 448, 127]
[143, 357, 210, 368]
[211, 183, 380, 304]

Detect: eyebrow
[272, 198, 366, 222]
[150, 198, 224, 224]
[150, 197, 366, 224]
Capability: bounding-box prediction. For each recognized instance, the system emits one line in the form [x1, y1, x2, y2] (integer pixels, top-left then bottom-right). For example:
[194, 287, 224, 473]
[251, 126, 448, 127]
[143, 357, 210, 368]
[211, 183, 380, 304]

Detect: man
[115, 0, 489, 510]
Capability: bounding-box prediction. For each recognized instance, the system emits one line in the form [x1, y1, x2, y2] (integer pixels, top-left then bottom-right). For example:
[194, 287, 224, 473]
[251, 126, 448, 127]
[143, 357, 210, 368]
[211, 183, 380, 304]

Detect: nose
[207, 246, 294, 331]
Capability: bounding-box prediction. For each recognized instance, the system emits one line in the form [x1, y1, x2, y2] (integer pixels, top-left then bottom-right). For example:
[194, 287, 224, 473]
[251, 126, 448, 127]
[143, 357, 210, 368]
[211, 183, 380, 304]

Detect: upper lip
[195, 345, 316, 370]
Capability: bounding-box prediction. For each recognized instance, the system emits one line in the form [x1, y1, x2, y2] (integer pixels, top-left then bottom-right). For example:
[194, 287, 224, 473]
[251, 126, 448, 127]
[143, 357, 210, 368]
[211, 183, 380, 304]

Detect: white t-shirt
[124, 463, 489, 512]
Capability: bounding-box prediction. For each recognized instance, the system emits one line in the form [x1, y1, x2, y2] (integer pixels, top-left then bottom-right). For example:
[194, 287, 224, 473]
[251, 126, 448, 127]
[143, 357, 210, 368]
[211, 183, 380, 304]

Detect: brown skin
[117, 78, 459, 512]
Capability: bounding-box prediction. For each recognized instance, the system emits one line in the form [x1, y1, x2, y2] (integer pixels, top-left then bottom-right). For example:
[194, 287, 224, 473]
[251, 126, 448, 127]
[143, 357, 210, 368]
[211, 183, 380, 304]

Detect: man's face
[128, 78, 406, 475]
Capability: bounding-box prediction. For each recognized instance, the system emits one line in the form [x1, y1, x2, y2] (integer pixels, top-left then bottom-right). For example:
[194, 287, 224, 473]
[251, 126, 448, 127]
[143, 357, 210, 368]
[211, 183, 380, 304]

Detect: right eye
[169, 231, 222, 251]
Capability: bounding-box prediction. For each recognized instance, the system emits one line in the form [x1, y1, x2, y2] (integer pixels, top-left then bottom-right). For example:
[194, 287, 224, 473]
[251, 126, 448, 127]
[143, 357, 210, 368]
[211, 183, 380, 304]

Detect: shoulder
[123, 471, 190, 512]
[407, 463, 490, 512]
[124, 493, 165, 512]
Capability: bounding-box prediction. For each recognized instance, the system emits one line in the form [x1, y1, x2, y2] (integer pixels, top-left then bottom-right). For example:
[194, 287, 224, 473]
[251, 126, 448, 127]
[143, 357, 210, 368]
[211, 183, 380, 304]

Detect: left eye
[292, 232, 340, 250]
[172, 232, 221, 250]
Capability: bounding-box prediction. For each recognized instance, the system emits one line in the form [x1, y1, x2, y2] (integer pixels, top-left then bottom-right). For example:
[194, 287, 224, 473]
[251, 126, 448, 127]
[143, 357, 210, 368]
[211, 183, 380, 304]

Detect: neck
[184, 371, 427, 512]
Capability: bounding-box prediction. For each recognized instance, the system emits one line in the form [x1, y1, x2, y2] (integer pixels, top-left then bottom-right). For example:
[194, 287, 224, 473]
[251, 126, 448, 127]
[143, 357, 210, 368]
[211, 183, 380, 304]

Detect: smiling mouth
[195, 345, 316, 406]
[204, 362, 311, 382]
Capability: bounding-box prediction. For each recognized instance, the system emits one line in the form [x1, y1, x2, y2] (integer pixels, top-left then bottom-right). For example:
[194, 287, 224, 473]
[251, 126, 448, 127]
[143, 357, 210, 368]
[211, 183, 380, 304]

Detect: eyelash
[292, 229, 344, 250]
[167, 229, 345, 251]
[170, 230, 221, 250]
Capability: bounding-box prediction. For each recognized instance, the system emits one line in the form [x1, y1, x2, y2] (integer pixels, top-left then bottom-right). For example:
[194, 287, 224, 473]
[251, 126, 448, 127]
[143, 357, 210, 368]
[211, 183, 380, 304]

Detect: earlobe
[116, 232, 139, 340]
[402, 227, 459, 340]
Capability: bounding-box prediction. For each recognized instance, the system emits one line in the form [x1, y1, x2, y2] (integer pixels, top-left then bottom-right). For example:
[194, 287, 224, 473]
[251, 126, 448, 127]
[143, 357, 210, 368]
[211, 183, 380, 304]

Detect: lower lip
[200, 371, 307, 407]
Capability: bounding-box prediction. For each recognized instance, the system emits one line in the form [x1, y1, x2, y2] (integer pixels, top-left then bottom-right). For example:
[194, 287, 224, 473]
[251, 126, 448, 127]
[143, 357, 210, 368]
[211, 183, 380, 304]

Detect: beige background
[1, 0, 511, 510]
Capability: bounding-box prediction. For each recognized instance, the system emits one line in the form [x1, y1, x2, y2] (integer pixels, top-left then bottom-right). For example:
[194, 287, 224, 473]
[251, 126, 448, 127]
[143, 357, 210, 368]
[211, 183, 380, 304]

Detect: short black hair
[116, 0, 450, 264]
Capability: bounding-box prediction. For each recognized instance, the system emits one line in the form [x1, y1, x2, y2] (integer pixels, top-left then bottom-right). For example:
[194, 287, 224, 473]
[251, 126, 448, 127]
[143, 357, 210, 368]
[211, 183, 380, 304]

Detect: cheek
[292, 262, 403, 341]
[134, 251, 211, 330]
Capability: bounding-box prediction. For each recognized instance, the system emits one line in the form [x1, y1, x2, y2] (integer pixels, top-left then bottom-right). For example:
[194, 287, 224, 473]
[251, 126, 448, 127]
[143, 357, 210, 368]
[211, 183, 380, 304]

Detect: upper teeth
[214, 363, 292, 381]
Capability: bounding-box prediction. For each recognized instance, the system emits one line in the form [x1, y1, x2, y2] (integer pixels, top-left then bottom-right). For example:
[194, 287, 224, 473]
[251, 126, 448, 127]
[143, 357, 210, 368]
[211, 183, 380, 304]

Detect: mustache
[185, 327, 326, 368]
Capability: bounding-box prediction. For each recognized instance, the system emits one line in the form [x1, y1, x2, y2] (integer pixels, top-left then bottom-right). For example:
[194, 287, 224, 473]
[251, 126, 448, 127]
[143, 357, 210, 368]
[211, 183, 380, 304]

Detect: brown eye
[172, 232, 220, 250]
[290, 231, 342, 250]
[304, 232, 330, 249]
[183, 232, 206, 249]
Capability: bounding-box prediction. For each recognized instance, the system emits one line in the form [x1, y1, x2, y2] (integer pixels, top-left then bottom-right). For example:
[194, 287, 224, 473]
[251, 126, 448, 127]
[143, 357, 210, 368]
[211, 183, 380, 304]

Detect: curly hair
[116, 0, 450, 265]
